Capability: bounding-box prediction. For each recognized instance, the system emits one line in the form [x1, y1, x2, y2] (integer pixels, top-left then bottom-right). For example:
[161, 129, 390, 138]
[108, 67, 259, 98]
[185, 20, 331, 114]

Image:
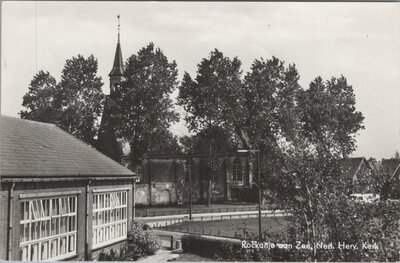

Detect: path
[137, 249, 180, 262]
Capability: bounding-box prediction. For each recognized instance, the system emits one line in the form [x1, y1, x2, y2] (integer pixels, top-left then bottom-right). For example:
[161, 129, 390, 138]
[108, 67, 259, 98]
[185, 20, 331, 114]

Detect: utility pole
[257, 149, 262, 241]
[188, 160, 193, 220]
[185, 160, 193, 220]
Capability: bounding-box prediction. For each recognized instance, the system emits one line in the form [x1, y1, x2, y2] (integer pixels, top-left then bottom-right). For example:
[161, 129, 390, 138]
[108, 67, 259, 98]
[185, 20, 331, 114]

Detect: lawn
[163, 216, 290, 238]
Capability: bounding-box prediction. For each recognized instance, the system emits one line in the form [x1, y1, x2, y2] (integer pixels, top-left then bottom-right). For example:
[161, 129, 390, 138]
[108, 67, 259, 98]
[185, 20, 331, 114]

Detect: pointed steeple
[109, 15, 124, 77]
[96, 15, 124, 163]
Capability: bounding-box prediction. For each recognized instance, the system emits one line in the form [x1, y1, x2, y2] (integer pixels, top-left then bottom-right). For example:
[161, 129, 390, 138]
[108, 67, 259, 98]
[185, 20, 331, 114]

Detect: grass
[164, 216, 290, 238]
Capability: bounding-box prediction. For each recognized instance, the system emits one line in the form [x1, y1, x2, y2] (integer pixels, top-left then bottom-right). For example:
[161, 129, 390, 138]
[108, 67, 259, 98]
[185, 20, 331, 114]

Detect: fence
[152, 210, 290, 238]
[136, 205, 280, 217]
[157, 225, 238, 239]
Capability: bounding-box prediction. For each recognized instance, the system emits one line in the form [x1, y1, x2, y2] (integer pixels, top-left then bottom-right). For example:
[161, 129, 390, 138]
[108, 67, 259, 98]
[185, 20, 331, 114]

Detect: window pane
[60, 236, 67, 255]
[21, 246, 28, 261]
[44, 199, 50, 217]
[31, 243, 38, 261]
[50, 239, 58, 258]
[68, 235, 75, 252]
[93, 195, 97, 210]
[41, 241, 49, 260]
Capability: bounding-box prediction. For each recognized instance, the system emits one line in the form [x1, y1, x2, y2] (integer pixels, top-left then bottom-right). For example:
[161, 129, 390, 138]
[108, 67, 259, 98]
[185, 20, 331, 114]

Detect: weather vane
[117, 15, 121, 42]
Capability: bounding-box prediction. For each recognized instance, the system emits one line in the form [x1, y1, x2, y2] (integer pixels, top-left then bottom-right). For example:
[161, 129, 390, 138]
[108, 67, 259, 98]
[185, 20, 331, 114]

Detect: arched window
[184, 159, 195, 183]
[232, 158, 243, 184]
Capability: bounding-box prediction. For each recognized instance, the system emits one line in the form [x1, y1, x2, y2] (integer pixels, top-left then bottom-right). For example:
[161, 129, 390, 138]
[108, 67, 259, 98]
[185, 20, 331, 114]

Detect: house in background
[0, 115, 139, 261]
[382, 158, 400, 199]
[339, 157, 373, 194]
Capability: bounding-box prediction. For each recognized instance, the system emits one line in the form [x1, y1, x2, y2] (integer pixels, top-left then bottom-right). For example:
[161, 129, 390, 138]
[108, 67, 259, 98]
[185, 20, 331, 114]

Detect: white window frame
[92, 191, 128, 249]
[19, 196, 78, 261]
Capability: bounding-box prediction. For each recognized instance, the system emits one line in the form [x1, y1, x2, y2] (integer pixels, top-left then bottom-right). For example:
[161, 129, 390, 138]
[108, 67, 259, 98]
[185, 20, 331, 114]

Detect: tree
[297, 76, 365, 157]
[112, 43, 179, 166]
[178, 49, 243, 206]
[178, 49, 243, 134]
[394, 150, 400, 159]
[147, 128, 182, 155]
[180, 126, 238, 155]
[20, 70, 60, 123]
[20, 55, 104, 146]
[57, 55, 104, 145]
[266, 76, 365, 261]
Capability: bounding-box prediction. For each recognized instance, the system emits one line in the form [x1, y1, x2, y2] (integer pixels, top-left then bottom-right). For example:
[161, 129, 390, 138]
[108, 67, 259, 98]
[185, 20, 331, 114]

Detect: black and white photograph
[1, 1, 399, 262]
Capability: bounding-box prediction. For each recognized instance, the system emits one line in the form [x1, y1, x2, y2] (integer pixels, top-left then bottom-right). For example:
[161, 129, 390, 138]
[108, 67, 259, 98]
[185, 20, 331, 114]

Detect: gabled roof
[339, 157, 370, 180]
[382, 158, 400, 176]
[0, 115, 134, 177]
[109, 41, 124, 76]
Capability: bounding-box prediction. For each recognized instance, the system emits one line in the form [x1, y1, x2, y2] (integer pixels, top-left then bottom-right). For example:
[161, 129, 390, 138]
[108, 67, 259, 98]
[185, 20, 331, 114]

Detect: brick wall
[0, 183, 10, 260]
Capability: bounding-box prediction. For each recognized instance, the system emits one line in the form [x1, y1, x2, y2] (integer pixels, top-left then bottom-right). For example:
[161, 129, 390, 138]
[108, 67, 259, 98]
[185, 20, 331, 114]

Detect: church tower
[96, 15, 124, 163]
[109, 15, 124, 94]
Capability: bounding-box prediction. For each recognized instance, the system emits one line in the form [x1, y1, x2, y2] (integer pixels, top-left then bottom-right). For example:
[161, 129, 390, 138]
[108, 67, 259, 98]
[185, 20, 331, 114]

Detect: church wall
[137, 154, 255, 206]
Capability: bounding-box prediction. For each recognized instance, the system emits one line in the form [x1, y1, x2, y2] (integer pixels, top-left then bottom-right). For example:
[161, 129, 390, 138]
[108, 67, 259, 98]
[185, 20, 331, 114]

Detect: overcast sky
[1, 2, 399, 160]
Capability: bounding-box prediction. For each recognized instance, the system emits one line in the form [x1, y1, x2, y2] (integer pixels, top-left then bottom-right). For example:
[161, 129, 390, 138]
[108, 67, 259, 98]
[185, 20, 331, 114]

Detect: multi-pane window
[92, 192, 127, 248]
[20, 196, 77, 261]
[184, 159, 195, 183]
[212, 169, 219, 183]
[232, 158, 243, 185]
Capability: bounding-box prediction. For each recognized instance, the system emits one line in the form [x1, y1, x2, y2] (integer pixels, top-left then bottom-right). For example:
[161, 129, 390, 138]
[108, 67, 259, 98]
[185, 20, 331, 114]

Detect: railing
[156, 225, 238, 239]
[152, 210, 290, 238]
[136, 205, 281, 217]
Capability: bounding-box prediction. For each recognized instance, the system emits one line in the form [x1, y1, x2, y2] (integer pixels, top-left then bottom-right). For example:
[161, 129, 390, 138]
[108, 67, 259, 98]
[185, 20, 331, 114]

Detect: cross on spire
[117, 15, 120, 42]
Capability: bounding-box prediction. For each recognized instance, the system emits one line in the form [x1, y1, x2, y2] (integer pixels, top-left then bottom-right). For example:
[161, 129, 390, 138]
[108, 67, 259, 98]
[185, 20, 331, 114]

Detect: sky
[1, 1, 399, 160]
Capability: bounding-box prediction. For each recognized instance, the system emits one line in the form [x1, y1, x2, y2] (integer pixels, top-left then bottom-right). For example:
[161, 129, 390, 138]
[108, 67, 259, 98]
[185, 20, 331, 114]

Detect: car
[349, 193, 380, 203]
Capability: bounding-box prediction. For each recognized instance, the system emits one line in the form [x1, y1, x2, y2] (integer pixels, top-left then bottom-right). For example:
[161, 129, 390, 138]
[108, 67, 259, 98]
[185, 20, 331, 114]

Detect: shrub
[182, 235, 244, 258]
[98, 220, 161, 261]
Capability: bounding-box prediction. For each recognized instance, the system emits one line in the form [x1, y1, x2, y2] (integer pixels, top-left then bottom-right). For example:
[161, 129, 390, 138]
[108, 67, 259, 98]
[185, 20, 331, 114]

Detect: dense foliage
[20, 55, 104, 145]
[112, 43, 179, 166]
[98, 220, 160, 261]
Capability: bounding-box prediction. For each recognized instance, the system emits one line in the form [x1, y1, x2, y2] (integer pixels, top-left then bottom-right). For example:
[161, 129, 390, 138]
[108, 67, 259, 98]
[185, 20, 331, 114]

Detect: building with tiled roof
[339, 157, 374, 194]
[382, 158, 400, 199]
[0, 31, 139, 261]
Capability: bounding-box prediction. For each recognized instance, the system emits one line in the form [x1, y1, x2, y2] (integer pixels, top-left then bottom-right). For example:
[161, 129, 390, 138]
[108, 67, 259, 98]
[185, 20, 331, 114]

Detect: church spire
[109, 15, 124, 77]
